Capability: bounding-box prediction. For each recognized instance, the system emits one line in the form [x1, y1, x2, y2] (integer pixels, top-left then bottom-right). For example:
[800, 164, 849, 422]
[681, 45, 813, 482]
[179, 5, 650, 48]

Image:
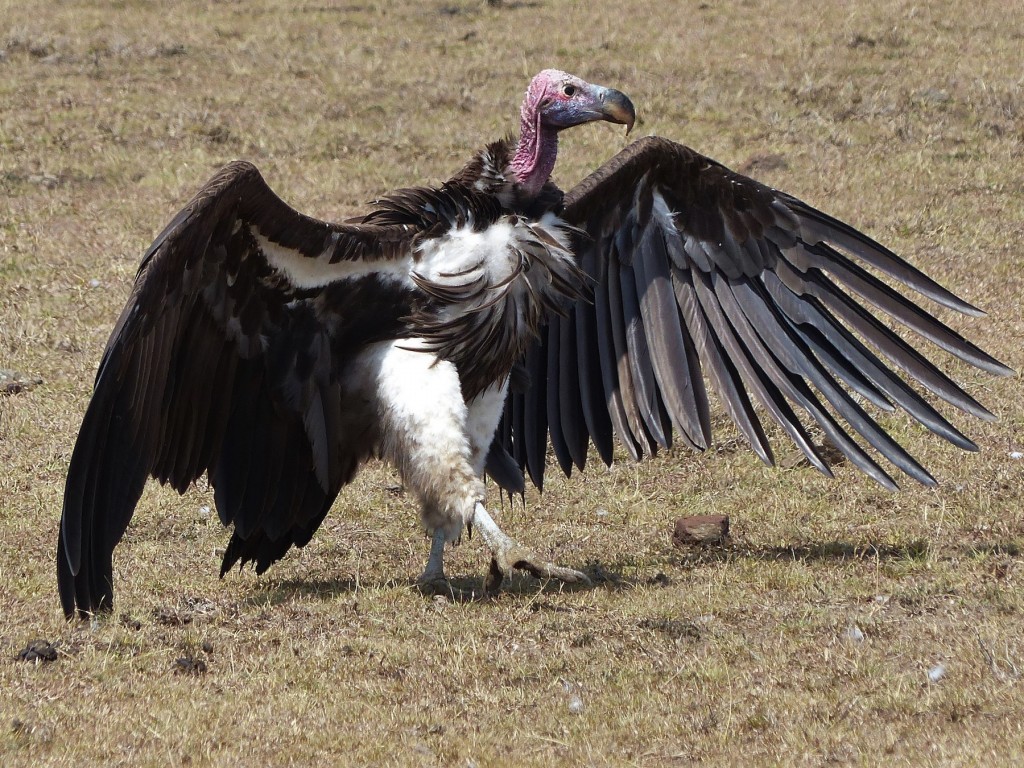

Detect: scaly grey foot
[415, 572, 465, 600]
[484, 540, 591, 594]
[416, 528, 461, 599]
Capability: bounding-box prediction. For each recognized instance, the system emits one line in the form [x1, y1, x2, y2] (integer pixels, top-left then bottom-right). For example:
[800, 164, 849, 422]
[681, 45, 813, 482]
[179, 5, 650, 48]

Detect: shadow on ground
[240, 536, 1023, 605]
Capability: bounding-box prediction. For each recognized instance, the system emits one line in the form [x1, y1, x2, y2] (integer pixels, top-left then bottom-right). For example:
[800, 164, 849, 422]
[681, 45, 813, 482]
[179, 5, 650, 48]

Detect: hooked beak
[597, 87, 636, 134]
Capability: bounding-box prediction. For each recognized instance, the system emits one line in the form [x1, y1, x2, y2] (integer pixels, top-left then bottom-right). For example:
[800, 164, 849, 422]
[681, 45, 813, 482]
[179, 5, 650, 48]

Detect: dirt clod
[672, 515, 730, 547]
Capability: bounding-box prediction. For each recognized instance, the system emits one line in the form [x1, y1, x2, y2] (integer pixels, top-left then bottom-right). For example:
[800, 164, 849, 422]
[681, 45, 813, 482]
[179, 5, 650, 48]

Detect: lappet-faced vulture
[58, 69, 1012, 616]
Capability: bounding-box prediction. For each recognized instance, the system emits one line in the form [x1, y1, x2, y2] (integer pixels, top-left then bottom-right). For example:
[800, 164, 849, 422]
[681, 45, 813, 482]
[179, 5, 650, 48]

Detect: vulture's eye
[562, 84, 577, 97]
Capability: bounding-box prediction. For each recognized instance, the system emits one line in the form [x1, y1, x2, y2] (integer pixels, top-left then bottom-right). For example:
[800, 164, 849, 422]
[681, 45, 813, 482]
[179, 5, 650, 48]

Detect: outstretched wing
[58, 161, 418, 617]
[499, 136, 1012, 491]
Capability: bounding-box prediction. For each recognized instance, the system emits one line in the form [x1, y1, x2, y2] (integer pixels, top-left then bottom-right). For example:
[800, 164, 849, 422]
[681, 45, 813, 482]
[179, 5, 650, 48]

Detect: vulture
[58, 69, 1011, 617]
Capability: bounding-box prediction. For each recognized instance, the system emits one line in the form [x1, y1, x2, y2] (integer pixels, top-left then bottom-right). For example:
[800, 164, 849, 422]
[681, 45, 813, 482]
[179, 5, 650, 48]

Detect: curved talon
[485, 542, 591, 594]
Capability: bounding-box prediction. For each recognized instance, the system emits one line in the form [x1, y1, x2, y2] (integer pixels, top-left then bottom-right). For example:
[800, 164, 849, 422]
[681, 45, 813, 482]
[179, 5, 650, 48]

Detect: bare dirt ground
[2, 0, 1022, 765]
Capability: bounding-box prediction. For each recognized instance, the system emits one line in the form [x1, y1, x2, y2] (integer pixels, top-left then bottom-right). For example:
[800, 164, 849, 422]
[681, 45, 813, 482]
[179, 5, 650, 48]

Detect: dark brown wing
[58, 161, 419, 617]
[498, 136, 1012, 491]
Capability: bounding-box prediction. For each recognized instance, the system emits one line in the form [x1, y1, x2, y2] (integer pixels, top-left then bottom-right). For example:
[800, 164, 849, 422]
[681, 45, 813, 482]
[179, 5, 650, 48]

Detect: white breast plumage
[407, 212, 586, 400]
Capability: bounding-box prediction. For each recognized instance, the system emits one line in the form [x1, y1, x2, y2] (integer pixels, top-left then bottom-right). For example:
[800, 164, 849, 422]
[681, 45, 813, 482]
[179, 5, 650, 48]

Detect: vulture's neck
[509, 108, 557, 198]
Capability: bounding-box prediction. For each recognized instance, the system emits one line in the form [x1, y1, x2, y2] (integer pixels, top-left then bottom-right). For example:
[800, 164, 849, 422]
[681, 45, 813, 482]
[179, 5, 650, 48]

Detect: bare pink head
[511, 69, 636, 195]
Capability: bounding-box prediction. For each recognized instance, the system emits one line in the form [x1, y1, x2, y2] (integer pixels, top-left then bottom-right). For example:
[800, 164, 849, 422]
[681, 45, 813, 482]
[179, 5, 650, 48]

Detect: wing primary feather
[196, 347, 238, 480]
[762, 269, 978, 451]
[793, 265, 998, 420]
[778, 319, 895, 411]
[591, 238, 643, 461]
[212, 361, 263, 527]
[485, 418, 527, 497]
[672, 269, 774, 466]
[789, 197, 986, 317]
[716, 275, 908, 488]
[793, 242, 1012, 376]
[261, 426, 305, 542]
[510, 390, 527, 470]
[60, 383, 115, 603]
[233, 387, 279, 539]
[636, 223, 711, 448]
[161, 307, 221, 489]
[616, 261, 669, 451]
[731, 277, 936, 483]
[751, 281, 898, 414]
[690, 268, 834, 477]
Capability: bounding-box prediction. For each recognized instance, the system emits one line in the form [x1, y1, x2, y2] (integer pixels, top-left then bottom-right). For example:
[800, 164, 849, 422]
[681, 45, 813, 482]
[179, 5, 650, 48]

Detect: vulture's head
[524, 69, 636, 134]
[511, 69, 636, 196]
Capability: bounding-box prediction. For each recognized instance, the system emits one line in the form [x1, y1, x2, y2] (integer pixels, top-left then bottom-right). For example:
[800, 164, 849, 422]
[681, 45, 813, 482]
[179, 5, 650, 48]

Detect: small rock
[672, 514, 729, 547]
[1009, 451, 1023, 460]
[17, 640, 58, 663]
[843, 624, 865, 643]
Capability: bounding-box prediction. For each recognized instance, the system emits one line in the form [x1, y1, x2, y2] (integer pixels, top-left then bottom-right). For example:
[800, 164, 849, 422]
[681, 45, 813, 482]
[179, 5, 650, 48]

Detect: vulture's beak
[598, 88, 636, 135]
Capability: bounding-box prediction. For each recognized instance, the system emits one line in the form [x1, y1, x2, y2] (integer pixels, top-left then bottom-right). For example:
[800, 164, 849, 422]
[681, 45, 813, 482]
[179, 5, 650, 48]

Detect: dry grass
[2, 0, 1023, 765]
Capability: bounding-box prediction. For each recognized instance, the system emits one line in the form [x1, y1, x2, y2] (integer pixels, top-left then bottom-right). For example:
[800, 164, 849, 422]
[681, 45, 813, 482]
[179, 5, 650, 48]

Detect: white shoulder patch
[253, 228, 412, 289]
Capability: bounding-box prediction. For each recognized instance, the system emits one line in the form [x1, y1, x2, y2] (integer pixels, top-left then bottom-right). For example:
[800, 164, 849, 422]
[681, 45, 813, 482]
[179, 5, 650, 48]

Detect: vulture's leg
[465, 382, 590, 592]
[471, 502, 590, 593]
[371, 341, 587, 594]
[417, 528, 453, 596]
[369, 341, 482, 592]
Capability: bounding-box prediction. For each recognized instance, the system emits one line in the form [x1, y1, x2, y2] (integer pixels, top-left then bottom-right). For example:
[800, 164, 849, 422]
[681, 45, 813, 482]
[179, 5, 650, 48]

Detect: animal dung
[17, 639, 59, 663]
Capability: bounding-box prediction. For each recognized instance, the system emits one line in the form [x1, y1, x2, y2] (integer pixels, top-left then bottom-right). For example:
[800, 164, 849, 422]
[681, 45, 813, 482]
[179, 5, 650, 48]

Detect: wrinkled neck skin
[509, 108, 558, 198]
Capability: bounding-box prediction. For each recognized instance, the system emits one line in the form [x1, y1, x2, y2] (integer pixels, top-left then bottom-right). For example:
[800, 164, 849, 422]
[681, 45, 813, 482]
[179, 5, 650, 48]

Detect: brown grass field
[2, 0, 1023, 765]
